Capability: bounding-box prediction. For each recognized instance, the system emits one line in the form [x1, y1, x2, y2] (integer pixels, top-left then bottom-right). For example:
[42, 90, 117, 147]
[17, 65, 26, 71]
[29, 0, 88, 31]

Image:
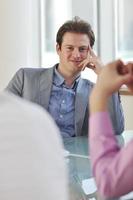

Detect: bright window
[115, 0, 133, 61]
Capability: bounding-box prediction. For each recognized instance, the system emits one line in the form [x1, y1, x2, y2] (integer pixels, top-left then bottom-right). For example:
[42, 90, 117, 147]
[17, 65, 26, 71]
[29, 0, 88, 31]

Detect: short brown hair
[56, 16, 95, 48]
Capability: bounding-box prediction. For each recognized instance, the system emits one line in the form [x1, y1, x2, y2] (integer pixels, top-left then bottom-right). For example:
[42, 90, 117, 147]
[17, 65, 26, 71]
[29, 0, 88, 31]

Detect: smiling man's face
[56, 32, 91, 76]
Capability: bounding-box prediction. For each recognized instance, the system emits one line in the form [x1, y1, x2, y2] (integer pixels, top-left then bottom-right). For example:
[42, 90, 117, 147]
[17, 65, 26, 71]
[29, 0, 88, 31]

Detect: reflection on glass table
[63, 136, 95, 200]
[63, 135, 133, 200]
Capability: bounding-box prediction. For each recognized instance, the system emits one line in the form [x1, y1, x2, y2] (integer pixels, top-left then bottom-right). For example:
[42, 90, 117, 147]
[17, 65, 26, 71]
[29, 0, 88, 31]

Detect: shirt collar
[54, 66, 65, 86]
[53, 65, 81, 89]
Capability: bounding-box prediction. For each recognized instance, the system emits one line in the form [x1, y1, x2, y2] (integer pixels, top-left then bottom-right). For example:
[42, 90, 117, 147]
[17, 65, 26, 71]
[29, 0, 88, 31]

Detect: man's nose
[72, 48, 80, 58]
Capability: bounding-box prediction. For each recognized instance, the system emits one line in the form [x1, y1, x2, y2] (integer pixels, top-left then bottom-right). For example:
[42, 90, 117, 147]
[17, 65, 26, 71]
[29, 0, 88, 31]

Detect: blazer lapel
[75, 79, 89, 136]
[39, 67, 54, 110]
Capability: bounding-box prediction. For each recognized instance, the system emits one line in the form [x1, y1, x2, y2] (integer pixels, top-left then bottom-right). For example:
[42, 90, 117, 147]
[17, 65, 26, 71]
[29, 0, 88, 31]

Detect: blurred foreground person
[89, 60, 133, 199]
[0, 91, 68, 200]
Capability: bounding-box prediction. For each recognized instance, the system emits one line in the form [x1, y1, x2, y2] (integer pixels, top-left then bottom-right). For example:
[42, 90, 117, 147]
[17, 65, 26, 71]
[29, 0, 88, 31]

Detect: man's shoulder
[19, 66, 54, 74]
[14, 66, 55, 81]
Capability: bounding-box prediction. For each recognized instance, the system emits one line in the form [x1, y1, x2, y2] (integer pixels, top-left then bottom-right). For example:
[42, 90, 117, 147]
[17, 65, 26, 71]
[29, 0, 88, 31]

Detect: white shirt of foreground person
[0, 92, 68, 200]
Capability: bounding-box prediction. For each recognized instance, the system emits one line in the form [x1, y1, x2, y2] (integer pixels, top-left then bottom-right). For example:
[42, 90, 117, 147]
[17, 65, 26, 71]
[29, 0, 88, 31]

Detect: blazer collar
[75, 79, 89, 136]
[39, 65, 57, 109]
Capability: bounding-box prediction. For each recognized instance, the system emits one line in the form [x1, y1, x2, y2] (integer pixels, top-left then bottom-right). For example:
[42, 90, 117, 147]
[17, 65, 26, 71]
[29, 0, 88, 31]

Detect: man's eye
[79, 47, 88, 52]
[67, 47, 73, 50]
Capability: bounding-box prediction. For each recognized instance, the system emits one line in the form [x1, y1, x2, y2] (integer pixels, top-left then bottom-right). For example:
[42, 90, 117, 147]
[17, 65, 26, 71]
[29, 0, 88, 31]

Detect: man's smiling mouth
[70, 60, 82, 64]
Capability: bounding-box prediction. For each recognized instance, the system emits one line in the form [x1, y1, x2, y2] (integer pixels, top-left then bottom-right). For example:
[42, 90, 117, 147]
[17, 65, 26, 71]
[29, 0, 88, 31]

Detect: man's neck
[57, 65, 80, 87]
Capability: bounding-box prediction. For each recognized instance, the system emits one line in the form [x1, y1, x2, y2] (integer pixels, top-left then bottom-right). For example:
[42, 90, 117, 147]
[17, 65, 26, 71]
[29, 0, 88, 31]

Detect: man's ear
[56, 44, 60, 55]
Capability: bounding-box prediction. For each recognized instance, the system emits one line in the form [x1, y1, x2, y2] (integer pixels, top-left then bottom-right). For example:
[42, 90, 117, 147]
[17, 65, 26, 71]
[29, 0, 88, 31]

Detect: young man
[6, 17, 124, 137]
[0, 91, 68, 200]
[89, 60, 133, 199]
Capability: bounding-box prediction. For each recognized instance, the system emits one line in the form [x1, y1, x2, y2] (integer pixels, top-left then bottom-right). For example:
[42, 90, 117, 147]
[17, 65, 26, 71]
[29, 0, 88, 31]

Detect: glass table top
[63, 135, 132, 200]
[63, 136, 98, 200]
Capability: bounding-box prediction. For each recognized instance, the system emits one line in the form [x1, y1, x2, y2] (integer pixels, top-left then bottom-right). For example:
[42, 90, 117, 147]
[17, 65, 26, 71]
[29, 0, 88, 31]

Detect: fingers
[86, 55, 95, 69]
[126, 62, 133, 74]
[79, 53, 95, 71]
[85, 49, 97, 70]
[90, 49, 97, 57]
[88, 50, 97, 67]
[113, 60, 133, 76]
[108, 59, 128, 75]
[80, 49, 102, 74]
[93, 60, 133, 96]
[110, 60, 133, 86]
[115, 60, 127, 75]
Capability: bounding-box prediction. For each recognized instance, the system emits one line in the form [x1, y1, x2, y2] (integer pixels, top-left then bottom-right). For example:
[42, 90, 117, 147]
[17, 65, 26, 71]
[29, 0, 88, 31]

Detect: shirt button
[60, 115, 63, 118]
[62, 100, 65, 103]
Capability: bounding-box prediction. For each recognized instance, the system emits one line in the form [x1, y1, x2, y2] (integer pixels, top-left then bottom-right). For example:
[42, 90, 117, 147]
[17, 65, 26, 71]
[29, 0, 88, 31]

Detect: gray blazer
[6, 65, 124, 136]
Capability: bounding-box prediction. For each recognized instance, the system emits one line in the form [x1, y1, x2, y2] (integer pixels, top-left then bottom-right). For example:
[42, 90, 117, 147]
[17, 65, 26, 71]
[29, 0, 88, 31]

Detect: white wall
[0, 0, 41, 90]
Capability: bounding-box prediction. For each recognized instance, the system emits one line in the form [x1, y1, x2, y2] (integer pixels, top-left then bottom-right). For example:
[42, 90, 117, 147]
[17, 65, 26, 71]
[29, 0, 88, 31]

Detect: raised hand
[90, 60, 133, 113]
[94, 60, 133, 97]
[79, 49, 103, 75]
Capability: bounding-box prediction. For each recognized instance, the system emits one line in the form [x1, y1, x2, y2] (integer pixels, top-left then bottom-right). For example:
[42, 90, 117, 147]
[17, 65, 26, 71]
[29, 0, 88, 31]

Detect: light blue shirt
[48, 68, 79, 137]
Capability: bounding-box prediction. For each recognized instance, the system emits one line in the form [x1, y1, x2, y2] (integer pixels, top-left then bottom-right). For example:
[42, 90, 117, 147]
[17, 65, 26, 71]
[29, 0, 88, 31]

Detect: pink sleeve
[89, 112, 133, 198]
